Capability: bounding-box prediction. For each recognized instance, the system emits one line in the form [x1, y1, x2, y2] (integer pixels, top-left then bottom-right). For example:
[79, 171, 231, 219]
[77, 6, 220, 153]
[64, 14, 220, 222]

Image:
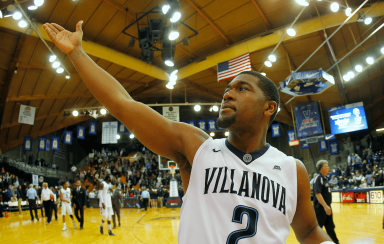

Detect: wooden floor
[0, 203, 383, 243]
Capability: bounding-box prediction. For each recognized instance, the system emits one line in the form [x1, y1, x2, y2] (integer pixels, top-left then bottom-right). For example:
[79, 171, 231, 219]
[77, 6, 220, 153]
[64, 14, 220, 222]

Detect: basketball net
[169, 166, 176, 179]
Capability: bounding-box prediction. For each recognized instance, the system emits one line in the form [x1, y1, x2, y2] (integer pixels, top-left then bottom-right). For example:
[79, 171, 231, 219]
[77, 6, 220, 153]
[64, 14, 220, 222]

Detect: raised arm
[42, 22, 209, 164]
[291, 160, 332, 243]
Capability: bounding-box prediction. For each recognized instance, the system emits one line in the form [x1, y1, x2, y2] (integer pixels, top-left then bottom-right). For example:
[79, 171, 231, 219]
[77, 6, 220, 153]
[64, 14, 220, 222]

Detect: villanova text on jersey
[204, 167, 286, 215]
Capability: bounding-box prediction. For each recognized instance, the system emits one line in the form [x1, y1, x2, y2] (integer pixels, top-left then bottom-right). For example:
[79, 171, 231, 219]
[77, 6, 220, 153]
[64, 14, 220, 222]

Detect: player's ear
[264, 101, 277, 117]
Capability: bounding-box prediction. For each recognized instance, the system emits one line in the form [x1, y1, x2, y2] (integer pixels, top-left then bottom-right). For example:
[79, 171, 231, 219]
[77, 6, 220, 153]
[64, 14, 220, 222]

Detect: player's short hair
[235, 71, 280, 126]
[316, 160, 328, 172]
[104, 175, 111, 181]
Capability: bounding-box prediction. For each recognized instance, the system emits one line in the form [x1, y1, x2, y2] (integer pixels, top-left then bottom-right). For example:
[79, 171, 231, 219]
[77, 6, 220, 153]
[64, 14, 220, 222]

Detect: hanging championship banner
[64, 131, 73, 145]
[329, 140, 339, 155]
[118, 122, 126, 133]
[319, 140, 328, 152]
[89, 122, 97, 135]
[38, 137, 46, 151]
[187, 120, 196, 126]
[271, 124, 281, 137]
[51, 136, 60, 151]
[197, 120, 207, 131]
[162, 106, 180, 122]
[77, 126, 85, 139]
[293, 101, 323, 138]
[301, 142, 310, 149]
[24, 136, 33, 151]
[32, 174, 38, 186]
[207, 119, 217, 131]
[18, 104, 36, 125]
[287, 130, 296, 142]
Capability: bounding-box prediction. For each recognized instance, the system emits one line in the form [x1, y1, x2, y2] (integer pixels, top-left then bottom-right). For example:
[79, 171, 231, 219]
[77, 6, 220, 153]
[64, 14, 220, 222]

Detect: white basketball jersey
[61, 188, 71, 205]
[178, 138, 297, 244]
[100, 181, 112, 208]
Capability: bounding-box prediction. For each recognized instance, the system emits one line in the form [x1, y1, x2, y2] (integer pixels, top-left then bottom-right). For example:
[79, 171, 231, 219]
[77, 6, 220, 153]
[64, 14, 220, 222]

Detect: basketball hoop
[169, 165, 176, 179]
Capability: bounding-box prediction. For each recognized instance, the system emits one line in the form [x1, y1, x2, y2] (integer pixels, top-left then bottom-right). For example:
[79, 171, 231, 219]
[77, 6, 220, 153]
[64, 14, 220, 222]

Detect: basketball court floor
[0, 203, 383, 243]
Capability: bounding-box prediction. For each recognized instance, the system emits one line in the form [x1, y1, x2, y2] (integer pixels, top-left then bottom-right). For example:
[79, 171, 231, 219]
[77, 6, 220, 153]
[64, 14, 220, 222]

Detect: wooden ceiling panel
[18, 124, 33, 140]
[95, 11, 130, 47]
[96, 59, 113, 70]
[31, 70, 57, 96]
[75, 97, 94, 108]
[7, 125, 22, 143]
[265, 3, 310, 29]
[0, 30, 18, 56]
[17, 69, 42, 97]
[59, 74, 82, 95]
[35, 99, 55, 117]
[41, 117, 57, 131]
[45, 76, 68, 95]
[30, 0, 60, 23]
[225, 18, 267, 43]
[0, 128, 9, 146]
[201, 0, 250, 22]
[0, 52, 12, 72]
[127, 72, 147, 81]
[105, 63, 125, 77]
[46, 0, 80, 26]
[82, 2, 118, 41]
[15, 37, 39, 64]
[71, 82, 89, 96]
[63, 0, 103, 30]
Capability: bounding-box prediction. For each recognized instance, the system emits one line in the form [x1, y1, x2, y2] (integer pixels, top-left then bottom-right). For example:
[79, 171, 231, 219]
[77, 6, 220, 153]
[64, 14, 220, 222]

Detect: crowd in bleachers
[310, 145, 384, 190]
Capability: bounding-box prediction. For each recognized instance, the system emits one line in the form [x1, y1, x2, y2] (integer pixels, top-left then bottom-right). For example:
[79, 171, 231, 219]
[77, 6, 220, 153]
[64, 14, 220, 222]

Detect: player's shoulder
[268, 144, 295, 161]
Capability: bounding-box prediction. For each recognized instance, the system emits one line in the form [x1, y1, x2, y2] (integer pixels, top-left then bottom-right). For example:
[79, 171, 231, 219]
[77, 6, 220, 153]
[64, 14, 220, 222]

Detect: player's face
[217, 74, 268, 130]
[63, 182, 68, 189]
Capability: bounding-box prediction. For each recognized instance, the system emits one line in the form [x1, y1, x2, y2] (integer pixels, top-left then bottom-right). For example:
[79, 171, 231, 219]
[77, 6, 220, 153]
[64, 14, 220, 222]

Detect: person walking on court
[26, 184, 39, 221]
[60, 181, 77, 231]
[50, 186, 58, 221]
[41, 183, 55, 224]
[72, 180, 87, 229]
[313, 160, 340, 244]
[140, 187, 150, 211]
[43, 21, 335, 243]
[111, 185, 122, 228]
[99, 175, 115, 236]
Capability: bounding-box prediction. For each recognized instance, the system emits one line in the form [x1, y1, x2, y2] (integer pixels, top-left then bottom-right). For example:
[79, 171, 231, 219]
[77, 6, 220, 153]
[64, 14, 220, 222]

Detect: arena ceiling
[0, 0, 384, 153]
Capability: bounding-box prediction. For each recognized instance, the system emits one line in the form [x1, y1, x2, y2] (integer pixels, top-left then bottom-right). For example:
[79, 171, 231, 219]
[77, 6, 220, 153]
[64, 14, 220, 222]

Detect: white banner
[32, 174, 38, 186]
[18, 104, 36, 125]
[162, 106, 179, 122]
[102, 121, 118, 144]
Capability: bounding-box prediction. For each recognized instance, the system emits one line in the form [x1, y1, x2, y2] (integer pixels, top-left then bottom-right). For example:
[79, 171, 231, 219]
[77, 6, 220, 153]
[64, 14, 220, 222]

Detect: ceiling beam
[365, 96, 384, 111]
[250, 0, 272, 30]
[129, 80, 165, 97]
[0, 116, 89, 153]
[7, 93, 94, 102]
[185, 0, 231, 44]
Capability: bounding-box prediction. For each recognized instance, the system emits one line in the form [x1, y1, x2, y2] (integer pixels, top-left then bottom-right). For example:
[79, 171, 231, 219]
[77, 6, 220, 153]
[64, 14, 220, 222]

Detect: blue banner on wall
[77, 126, 85, 139]
[118, 122, 126, 134]
[301, 143, 310, 149]
[293, 101, 323, 138]
[207, 119, 217, 131]
[287, 130, 296, 142]
[38, 137, 46, 151]
[328, 102, 368, 135]
[187, 120, 195, 126]
[329, 141, 339, 155]
[319, 140, 328, 152]
[197, 120, 207, 131]
[64, 131, 73, 145]
[51, 136, 60, 151]
[24, 136, 32, 152]
[89, 122, 97, 135]
[271, 124, 281, 137]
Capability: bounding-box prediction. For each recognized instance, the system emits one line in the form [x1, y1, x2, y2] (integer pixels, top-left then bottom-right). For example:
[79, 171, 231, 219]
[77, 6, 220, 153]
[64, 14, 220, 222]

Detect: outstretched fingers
[43, 24, 57, 40]
[51, 23, 65, 32]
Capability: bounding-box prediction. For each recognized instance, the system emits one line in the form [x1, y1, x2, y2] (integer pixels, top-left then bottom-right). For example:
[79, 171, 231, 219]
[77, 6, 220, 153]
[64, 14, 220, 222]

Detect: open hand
[42, 21, 83, 55]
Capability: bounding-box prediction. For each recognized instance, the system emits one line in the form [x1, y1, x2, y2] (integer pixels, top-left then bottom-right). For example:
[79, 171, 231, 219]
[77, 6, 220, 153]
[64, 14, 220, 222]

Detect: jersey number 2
[226, 205, 259, 244]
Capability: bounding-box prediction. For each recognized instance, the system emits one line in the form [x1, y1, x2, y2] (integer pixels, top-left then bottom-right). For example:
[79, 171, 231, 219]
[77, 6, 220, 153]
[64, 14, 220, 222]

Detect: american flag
[217, 53, 252, 82]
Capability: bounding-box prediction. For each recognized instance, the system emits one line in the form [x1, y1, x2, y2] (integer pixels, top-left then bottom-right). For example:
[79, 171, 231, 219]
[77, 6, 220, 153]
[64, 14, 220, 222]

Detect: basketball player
[43, 21, 335, 243]
[60, 182, 77, 231]
[99, 175, 115, 236]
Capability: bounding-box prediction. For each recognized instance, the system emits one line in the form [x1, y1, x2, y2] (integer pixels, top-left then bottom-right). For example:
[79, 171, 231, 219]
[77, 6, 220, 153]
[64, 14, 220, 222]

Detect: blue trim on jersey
[225, 139, 270, 165]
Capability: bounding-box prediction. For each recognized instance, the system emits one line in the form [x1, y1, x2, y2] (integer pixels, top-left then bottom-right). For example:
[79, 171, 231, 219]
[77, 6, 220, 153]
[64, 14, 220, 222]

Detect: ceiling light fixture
[366, 57, 374, 64]
[56, 67, 64, 73]
[212, 105, 219, 112]
[52, 61, 60, 68]
[194, 105, 201, 112]
[210, 132, 215, 137]
[268, 54, 277, 62]
[287, 28, 296, 37]
[72, 110, 79, 116]
[355, 65, 362, 72]
[345, 7, 352, 16]
[169, 30, 179, 40]
[330, 2, 339, 12]
[34, 0, 44, 7]
[264, 61, 272, 67]
[364, 17, 372, 25]
[12, 11, 22, 20]
[100, 108, 107, 115]
[18, 20, 28, 28]
[28, 5, 38, 10]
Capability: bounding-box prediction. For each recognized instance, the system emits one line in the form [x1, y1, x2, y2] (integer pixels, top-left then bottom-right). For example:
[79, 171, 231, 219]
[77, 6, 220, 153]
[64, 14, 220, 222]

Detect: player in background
[99, 175, 115, 236]
[60, 181, 77, 231]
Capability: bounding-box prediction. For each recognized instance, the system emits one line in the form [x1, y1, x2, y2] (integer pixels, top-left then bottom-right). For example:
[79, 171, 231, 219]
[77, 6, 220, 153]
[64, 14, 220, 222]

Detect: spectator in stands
[354, 171, 364, 187]
[0, 178, 3, 191]
[361, 179, 368, 188]
[329, 175, 338, 188]
[7, 185, 14, 199]
[23, 152, 27, 163]
[355, 154, 362, 164]
[15, 176, 19, 188]
[344, 162, 351, 177]
[335, 165, 341, 177]
[52, 163, 56, 170]
[366, 165, 372, 174]
[71, 165, 77, 179]
[370, 176, 376, 187]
